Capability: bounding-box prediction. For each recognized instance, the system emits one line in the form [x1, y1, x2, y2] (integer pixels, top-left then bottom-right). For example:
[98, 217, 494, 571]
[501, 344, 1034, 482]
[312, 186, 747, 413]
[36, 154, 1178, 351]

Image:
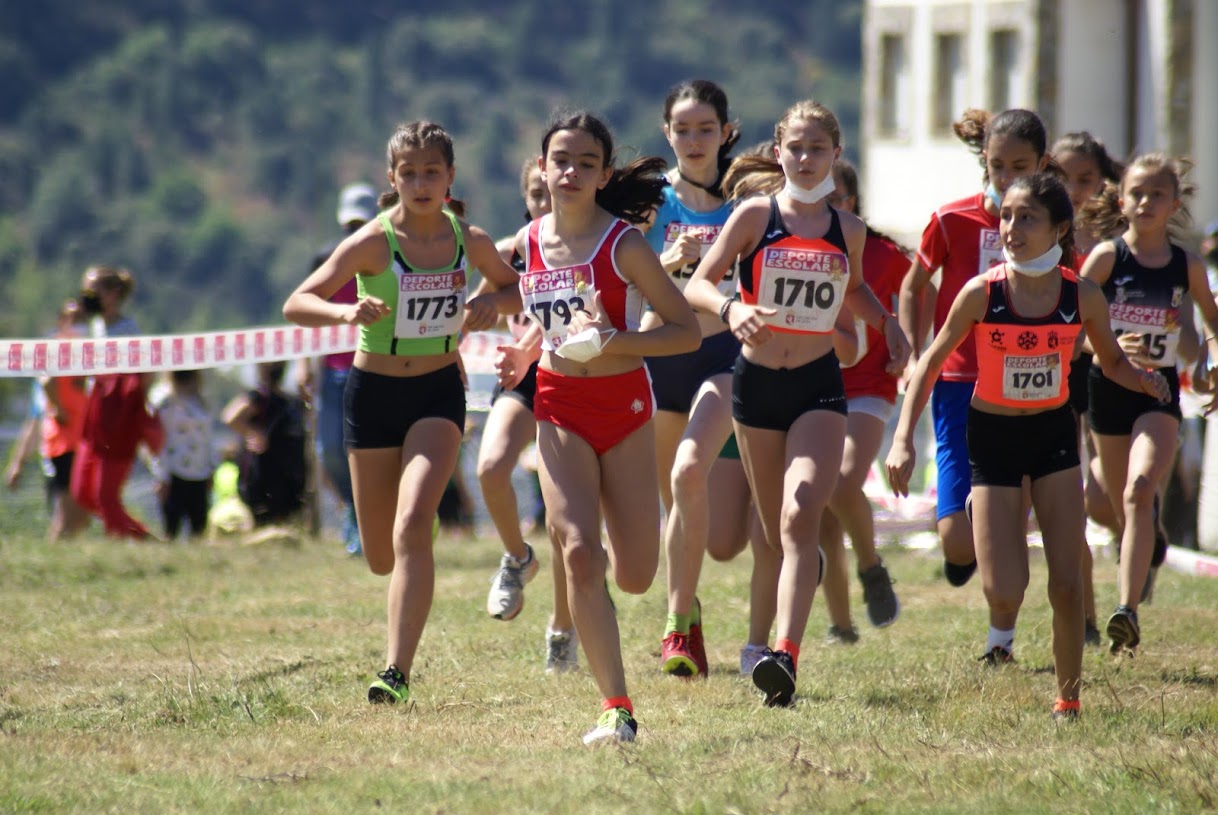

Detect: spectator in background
[298, 182, 378, 555]
[150, 370, 217, 540]
[223, 360, 308, 527]
[5, 298, 91, 542]
[71, 265, 163, 540]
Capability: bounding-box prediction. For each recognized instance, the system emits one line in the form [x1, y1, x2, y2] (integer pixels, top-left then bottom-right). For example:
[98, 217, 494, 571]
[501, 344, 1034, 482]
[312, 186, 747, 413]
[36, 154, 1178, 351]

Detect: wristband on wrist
[719, 298, 735, 324]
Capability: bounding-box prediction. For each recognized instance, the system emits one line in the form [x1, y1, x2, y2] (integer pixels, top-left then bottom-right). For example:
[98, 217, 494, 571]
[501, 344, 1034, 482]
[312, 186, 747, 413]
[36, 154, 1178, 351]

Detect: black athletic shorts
[344, 364, 465, 449]
[1087, 364, 1181, 436]
[968, 404, 1079, 487]
[490, 360, 539, 413]
[647, 329, 740, 414]
[732, 351, 847, 431]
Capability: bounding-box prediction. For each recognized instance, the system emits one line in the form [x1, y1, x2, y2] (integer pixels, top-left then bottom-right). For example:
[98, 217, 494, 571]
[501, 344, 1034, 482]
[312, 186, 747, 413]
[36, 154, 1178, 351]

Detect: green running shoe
[581, 706, 637, 745]
[368, 665, 409, 704]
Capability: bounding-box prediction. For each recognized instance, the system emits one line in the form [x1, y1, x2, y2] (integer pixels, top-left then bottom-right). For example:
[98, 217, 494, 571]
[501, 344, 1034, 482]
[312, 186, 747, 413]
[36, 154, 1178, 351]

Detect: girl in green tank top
[283, 121, 521, 708]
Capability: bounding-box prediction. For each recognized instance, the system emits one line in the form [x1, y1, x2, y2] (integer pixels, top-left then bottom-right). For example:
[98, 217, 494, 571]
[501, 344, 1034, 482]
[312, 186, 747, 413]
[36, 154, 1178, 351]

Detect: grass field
[3, 504, 1218, 814]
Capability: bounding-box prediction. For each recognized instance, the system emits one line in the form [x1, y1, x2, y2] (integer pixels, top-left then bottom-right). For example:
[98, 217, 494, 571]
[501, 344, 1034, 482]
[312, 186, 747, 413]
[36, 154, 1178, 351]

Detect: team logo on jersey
[630, 398, 644, 414]
[1171, 286, 1185, 308]
[1114, 286, 1127, 304]
[1047, 330, 1059, 350]
[989, 329, 1005, 348]
[1017, 331, 1038, 351]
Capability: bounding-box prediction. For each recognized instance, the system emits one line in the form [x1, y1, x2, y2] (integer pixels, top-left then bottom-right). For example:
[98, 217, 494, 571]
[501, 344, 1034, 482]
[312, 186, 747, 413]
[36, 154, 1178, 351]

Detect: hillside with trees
[0, 1, 861, 349]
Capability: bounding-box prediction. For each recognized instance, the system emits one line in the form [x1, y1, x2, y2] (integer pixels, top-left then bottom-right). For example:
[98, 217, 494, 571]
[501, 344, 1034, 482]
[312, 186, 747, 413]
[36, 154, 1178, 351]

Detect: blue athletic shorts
[931, 379, 973, 520]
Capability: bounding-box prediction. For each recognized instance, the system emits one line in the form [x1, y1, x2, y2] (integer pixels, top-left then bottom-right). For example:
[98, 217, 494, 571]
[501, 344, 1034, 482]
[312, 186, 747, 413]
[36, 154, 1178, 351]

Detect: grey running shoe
[486, 543, 539, 620]
[545, 628, 579, 674]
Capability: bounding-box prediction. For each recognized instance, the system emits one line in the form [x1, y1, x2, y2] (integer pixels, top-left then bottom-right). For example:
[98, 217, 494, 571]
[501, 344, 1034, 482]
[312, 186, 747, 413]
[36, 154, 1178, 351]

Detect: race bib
[662, 223, 735, 294]
[1002, 352, 1063, 402]
[756, 246, 848, 333]
[1110, 303, 1179, 368]
[395, 269, 466, 338]
[520, 264, 591, 350]
[978, 228, 1004, 276]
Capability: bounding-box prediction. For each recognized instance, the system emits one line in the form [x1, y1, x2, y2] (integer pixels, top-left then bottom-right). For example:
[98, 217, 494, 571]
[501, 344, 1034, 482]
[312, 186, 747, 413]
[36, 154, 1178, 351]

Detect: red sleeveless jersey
[916, 193, 1003, 382]
[842, 234, 910, 403]
[520, 216, 642, 353]
[973, 265, 1082, 409]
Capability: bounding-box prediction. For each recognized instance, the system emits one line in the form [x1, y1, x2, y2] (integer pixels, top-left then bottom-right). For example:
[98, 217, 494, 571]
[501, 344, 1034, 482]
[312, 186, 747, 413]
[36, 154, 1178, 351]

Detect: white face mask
[985, 183, 1003, 210]
[783, 171, 837, 205]
[554, 327, 617, 363]
[1003, 242, 1062, 277]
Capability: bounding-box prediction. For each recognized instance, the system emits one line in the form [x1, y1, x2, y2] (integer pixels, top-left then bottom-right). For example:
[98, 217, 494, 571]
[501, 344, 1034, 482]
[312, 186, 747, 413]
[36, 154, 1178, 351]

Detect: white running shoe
[486, 543, 539, 620]
[545, 628, 579, 674]
[581, 707, 637, 745]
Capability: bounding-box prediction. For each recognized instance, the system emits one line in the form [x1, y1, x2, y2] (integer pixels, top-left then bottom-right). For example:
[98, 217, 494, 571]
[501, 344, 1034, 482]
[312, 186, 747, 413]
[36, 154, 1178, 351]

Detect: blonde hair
[722, 100, 841, 201]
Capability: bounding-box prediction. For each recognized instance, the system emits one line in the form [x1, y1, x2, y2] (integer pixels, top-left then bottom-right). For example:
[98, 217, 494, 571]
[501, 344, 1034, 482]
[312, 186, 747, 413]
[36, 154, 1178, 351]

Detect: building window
[879, 33, 909, 137]
[933, 33, 965, 133]
[990, 29, 1019, 111]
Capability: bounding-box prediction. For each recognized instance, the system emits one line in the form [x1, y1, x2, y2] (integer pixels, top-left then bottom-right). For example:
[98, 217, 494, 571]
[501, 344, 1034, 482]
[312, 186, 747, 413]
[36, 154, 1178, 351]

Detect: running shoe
[342, 504, 362, 556]
[486, 543, 539, 621]
[751, 648, 796, 708]
[739, 643, 767, 676]
[859, 560, 900, 627]
[826, 624, 860, 645]
[545, 628, 579, 674]
[944, 559, 977, 587]
[367, 665, 409, 704]
[1106, 605, 1140, 654]
[1051, 699, 1080, 722]
[978, 645, 1015, 666]
[1084, 618, 1102, 647]
[660, 631, 698, 677]
[581, 707, 637, 745]
[688, 598, 708, 678]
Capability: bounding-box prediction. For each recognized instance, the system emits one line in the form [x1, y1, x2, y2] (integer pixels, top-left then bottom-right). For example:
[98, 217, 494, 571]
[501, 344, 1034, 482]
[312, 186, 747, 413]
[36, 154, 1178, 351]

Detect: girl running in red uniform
[1079, 153, 1218, 653]
[494, 112, 699, 743]
[1051, 132, 1125, 645]
[816, 158, 906, 641]
[642, 79, 744, 679]
[283, 121, 519, 706]
[900, 109, 1052, 590]
[685, 100, 909, 707]
[887, 172, 1169, 719]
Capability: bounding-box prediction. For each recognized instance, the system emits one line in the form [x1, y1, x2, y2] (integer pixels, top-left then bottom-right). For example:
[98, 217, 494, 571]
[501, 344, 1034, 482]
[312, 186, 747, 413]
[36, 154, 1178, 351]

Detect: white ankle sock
[986, 626, 1015, 653]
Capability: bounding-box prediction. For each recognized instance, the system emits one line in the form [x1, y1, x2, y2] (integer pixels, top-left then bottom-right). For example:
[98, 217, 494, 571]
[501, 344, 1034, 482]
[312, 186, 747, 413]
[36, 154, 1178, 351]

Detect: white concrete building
[860, 0, 1218, 247]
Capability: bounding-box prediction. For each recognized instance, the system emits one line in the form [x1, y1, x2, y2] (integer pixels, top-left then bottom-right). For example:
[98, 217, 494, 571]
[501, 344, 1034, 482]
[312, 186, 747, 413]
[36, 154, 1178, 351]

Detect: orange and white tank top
[737, 197, 850, 335]
[973, 265, 1082, 409]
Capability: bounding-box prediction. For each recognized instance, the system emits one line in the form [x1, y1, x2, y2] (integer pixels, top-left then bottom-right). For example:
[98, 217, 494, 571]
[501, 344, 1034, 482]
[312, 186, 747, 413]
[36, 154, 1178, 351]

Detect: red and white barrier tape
[0, 326, 509, 377]
[1163, 545, 1218, 579]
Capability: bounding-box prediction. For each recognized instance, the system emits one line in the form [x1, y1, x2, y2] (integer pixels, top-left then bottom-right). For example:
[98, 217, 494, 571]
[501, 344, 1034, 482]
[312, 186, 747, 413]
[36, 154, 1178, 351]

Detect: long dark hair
[954, 108, 1052, 184]
[541, 111, 667, 224]
[663, 79, 740, 198]
[1005, 173, 1076, 270]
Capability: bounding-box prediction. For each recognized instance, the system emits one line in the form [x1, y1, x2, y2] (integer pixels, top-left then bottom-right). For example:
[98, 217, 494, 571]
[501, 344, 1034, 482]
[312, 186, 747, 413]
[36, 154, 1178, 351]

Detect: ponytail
[722, 151, 784, 202]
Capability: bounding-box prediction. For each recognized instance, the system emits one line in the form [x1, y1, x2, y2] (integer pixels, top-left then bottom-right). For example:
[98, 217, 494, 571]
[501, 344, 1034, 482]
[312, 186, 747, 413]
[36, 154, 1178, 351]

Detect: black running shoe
[826, 625, 860, 645]
[978, 645, 1015, 666]
[751, 649, 796, 708]
[944, 559, 977, 587]
[1084, 618, 1102, 647]
[859, 560, 899, 627]
[1107, 605, 1140, 654]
